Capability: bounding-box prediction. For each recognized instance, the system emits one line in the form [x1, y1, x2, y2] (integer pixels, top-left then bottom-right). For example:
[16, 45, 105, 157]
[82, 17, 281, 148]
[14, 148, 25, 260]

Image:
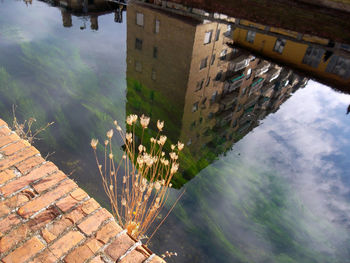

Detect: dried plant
[12, 105, 54, 144]
[91, 114, 184, 240]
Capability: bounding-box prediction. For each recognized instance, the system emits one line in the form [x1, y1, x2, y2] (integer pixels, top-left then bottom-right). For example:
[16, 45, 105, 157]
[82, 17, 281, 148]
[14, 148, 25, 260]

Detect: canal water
[0, 1, 350, 262]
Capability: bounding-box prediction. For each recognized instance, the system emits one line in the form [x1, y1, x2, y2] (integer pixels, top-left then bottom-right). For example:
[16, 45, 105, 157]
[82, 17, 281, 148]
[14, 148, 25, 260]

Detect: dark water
[1, 1, 350, 262]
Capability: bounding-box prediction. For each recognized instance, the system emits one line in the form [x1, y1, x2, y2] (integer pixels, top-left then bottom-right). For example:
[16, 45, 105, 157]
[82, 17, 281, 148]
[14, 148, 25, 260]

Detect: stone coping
[0, 119, 165, 263]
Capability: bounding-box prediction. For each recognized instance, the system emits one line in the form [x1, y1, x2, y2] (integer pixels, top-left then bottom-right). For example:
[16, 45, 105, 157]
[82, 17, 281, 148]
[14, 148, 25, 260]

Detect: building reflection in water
[39, 0, 126, 29]
[126, 2, 308, 188]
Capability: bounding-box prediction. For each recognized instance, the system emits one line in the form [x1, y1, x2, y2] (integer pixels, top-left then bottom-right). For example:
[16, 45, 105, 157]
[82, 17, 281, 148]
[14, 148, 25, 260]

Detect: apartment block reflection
[126, 2, 308, 187]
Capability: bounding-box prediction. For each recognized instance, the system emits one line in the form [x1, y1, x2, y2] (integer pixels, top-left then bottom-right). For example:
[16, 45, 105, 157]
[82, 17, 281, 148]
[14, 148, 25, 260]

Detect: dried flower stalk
[91, 114, 184, 240]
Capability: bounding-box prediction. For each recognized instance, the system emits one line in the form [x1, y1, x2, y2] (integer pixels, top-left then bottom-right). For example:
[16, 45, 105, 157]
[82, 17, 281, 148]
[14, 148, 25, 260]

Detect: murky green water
[1, 1, 350, 262]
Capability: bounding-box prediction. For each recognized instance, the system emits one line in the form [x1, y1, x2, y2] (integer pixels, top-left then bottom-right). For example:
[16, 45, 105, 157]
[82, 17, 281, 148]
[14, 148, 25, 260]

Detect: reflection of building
[126, 2, 308, 187]
[40, 0, 126, 29]
[231, 19, 350, 88]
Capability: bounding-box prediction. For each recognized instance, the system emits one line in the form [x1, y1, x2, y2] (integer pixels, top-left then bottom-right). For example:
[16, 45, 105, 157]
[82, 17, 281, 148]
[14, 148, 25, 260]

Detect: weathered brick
[33, 171, 67, 193]
[65, 209, 84, 224]
[5, 192, 31, 209]
[0, 201, 11, 217]
[41, 228, 57, 243]
[18, 179, 77, 218]
[16, 155, 46, 175]
[78, 208, 111, 236]
[63, 239, 102, 263]
[0, 127, 11, 137]
[0, 119, 8, 127]
[41, 217, 72, 243]
[0, 146, 39, 171]
[0, 133, 20, 148]
[119, 248, 148, 263]
[105, 233, 135, 261]
[29, 249, 57, 263]
[0, 162, 57, 197]
[0, 224, 29, 253]
[0, 169, 16, 185]
[27, 206, 61, 231]
[81, 198, 100, 215]
[56, 189, 88, 213]
[1, 141, 29, 156]
[90, 256, 104, 263]
[2, 236, 45, 263]
[49, 230, 84, 259]
[95, 221, 123, 244]
[0, 213, 21, 233]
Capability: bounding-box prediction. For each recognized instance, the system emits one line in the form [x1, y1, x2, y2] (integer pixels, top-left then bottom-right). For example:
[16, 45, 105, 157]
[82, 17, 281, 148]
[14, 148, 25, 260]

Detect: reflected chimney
[61, 10, 72, 28]
[90, 15, 98, 30]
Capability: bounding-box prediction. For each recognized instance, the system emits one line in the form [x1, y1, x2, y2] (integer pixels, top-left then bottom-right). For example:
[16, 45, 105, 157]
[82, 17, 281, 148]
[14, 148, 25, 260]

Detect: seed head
[126, 132, 132, 143]
[106, 129, 113, 139]
[157, 120, 164, 131]
[90, 139, 98, 149]
[177, 141, 184, 151]
[154, 181, 161, 190]
[171, 144, 175, 150]
[140, 114, 150, 129]
[169, 152, 178, 160]
[171, 163, 179, 174]
[109, 153, 113, 159]
[158, 135, 167, 146]
[104, 140, 109, 146]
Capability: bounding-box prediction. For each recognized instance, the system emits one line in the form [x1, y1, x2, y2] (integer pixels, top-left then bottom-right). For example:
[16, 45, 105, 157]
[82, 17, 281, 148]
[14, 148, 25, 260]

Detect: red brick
[95, 221, 123, 244]
[78, 208, 111, 236]
[105, 232, 135, 261]
[0, 201, 11, 217]
[2, 236, 45, 263]
[0, 224, 29, 253]
[81, 198, 100, 215]
[90, 256, 104, 263]
[56, 189, 88, 213]
[5, 191, 31, 209]
[49, 230, 84, 258]
[33, 171, 67, 193]
[1, 141, 29, 156]
[0, 169, 16, 185]
[0, 133, 20, 148]
[0, 213, 21, 233]
[29, 249, 57, 263]
[28, 206, 60, 232]
[0, 119, 8, 127]
[65, 209, 84, 224]
[119, 248, 148, 263]
[41, 217, 72, 243]
[0, 127, 11, 137]
[0, 146, 39, 172]
[18, 179, 77, 218]
[0, 162, 58, 197]
[63, 239, 102, 263]
[16, 155, 46, 175]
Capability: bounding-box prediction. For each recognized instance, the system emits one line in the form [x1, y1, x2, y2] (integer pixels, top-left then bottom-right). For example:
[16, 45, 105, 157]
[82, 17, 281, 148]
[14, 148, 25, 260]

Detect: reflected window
[200, 57, 208, 70]
[136, 13, 144, 26]
[211, 54, 216, 65]
[135, 61, 142, 72]
[220, 49, 227, 60]
[215, 29, 220, 41]
[246, 68, 252, 79]
[246, 30, 256, 43]
[196, 79, 204, 91]
[273, 39, 286, 54]
[151, 69, 156, 80]
[302, 46, 325, 68]
[215, 71, 222, 81]
[153, 47, 158, 58]
[325, 55, 350, 79]
[192, 102, 199, 112]
[155, 19, 160, 34]
[206, 77, 211, 87]
[204, 30, 213, 44]
[135, 38, 142, 50]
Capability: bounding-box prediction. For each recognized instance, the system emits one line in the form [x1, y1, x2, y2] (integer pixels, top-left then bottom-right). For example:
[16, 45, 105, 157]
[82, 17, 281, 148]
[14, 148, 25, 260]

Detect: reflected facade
[126, 2, 308, 187]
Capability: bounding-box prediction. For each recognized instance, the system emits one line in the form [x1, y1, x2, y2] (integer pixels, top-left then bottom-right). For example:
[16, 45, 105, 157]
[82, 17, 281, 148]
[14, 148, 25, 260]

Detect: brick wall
[0, 119, 165, 263]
